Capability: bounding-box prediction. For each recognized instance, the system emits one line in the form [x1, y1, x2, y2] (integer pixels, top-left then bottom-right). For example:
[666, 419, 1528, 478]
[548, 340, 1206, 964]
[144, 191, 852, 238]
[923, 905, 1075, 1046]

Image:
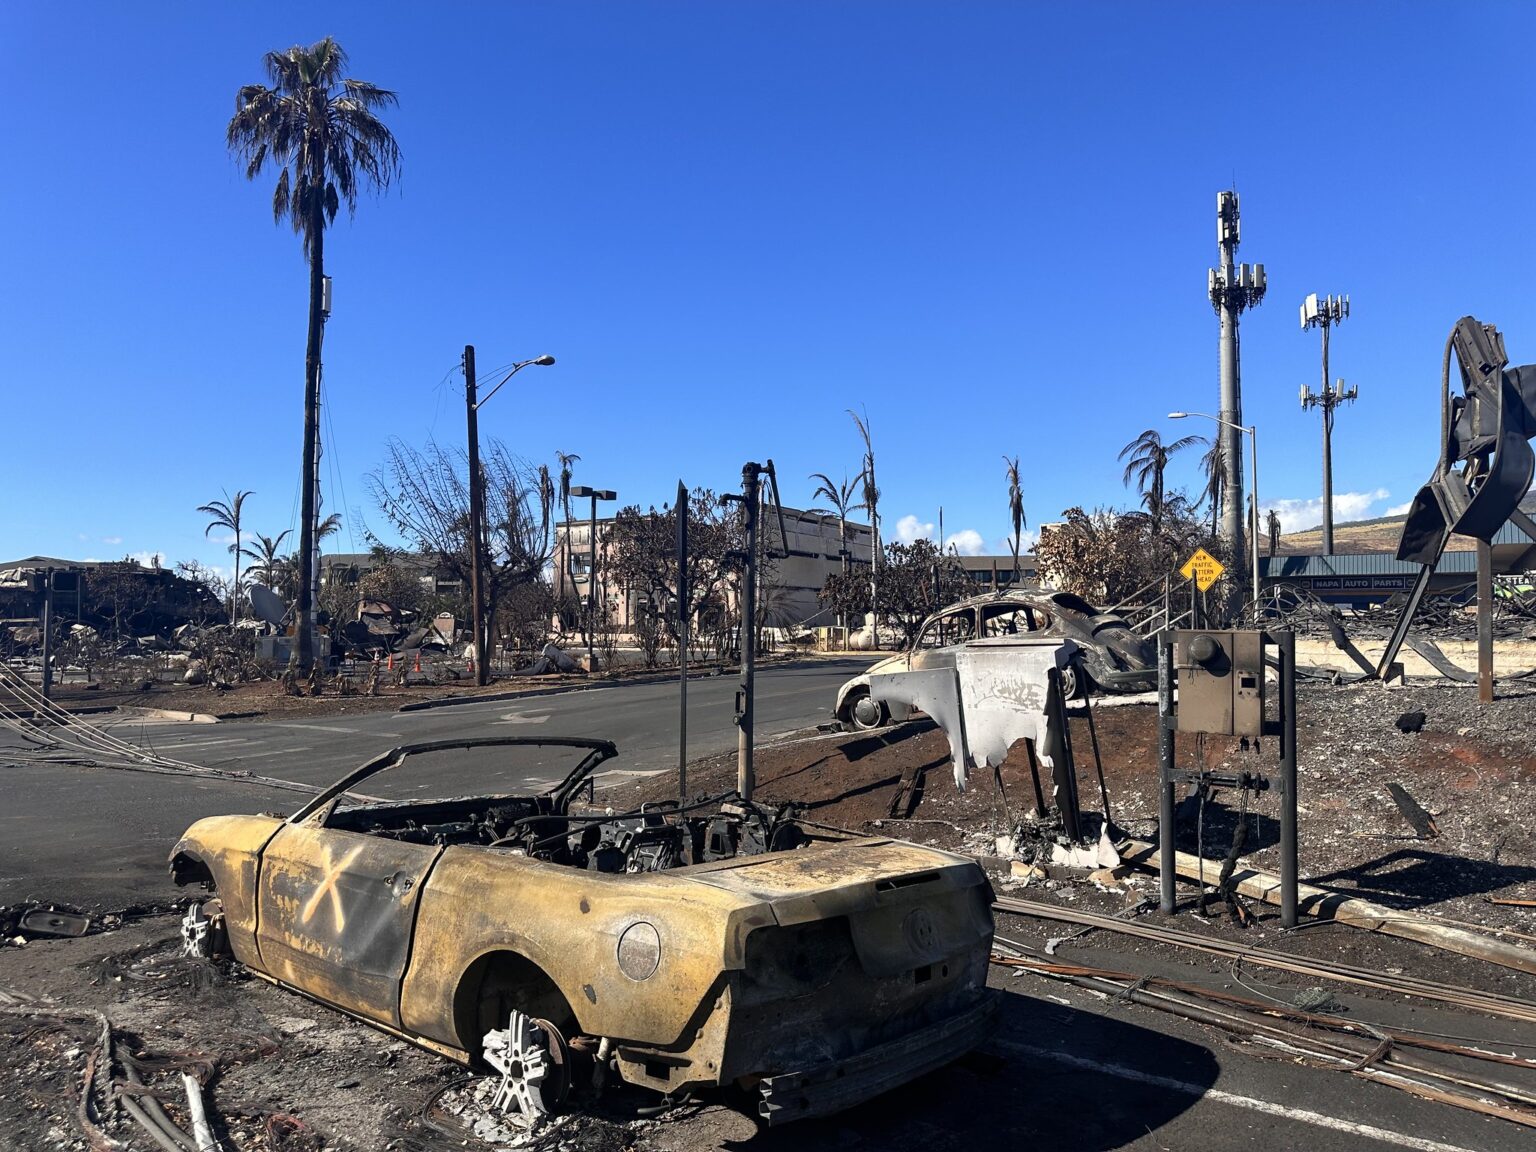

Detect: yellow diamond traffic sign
[1179, 547, 1225, 592]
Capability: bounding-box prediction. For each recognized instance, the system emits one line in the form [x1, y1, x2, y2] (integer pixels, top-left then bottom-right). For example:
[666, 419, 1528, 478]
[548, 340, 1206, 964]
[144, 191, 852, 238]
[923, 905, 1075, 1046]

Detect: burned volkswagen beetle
[170, 737, 996, 1125]
[836, 591, 1157, 729]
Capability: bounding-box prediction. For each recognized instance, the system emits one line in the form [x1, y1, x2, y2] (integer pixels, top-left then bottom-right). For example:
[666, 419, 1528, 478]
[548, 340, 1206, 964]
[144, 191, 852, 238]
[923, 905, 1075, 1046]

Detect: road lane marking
[230, 746, 312, 760]
[994, 1040, 1481, 1152]
[145, 738, 242, 750]
[267, 722, 394, 736]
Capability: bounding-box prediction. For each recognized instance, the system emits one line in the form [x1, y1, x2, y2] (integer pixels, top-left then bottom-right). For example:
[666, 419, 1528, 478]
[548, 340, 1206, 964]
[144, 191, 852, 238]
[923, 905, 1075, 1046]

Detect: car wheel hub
[485, 1011, 569, 1124]
[852, 695, 882, 727]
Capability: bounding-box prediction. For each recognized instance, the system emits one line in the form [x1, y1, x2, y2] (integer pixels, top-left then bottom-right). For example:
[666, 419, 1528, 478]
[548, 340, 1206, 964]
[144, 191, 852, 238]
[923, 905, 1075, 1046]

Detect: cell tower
[1208, 191, 1266, 578]
[1299, 293, 1357, 555]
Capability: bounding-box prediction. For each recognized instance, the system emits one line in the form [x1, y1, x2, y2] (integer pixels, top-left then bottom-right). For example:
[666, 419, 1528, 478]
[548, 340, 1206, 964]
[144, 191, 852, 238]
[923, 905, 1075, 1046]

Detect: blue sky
[4, 2, 1534, 575]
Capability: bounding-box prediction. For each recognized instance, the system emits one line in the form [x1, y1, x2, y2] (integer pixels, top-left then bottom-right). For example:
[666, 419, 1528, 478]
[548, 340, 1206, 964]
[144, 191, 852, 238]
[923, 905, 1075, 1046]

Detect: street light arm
[476, 354, 556, 409]
[1170, 410, 1252, 436]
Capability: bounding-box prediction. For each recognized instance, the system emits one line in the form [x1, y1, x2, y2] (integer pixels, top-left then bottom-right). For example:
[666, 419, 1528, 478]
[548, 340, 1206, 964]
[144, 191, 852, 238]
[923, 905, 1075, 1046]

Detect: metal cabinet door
[255, 823, 442, 1028]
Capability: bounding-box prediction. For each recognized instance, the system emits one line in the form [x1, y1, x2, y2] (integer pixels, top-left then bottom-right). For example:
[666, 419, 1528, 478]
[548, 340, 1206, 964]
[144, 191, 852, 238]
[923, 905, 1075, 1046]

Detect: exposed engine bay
[333, 794, 807, 873]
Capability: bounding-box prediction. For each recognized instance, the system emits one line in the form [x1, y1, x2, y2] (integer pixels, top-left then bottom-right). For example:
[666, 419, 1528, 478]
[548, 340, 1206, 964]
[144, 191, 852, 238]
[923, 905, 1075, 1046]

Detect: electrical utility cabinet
[1173, 630, 1266, 737]
[1159, 628, 1299, 926]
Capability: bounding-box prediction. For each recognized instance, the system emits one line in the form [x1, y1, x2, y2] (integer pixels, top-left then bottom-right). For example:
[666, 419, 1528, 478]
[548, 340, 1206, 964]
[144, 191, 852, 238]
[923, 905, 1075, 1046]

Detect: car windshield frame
[286, 736, 619, 828]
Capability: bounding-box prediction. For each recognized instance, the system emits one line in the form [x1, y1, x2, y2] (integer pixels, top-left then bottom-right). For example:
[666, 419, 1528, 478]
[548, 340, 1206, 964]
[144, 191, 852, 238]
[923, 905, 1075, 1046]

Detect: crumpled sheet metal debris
[870, 639, 1078, 792]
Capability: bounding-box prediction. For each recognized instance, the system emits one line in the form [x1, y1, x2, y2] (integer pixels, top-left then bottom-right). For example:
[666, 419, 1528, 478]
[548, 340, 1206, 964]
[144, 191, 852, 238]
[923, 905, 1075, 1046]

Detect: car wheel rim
[485, 1011, 569, 1124]
[852, 695, 882, 728]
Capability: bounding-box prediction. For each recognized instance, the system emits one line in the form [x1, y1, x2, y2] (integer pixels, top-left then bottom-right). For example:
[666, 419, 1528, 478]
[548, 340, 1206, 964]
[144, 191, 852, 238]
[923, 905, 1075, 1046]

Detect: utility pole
[677, 480, 689, 801]
[39, 569, 54, 700]
[728, 460, 789, 801]
[1208, 191, 1266, 601]
[464, 345, 487, 686]
[570, 485, 617, 672]
[735, 461, 762, 800]
[1300, 293, 1356, 555]
[460, 346, 557, 686]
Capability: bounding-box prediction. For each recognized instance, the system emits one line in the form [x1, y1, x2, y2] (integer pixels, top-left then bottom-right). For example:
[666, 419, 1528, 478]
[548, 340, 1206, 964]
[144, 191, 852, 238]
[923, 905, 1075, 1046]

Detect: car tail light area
[719, 880, 993, 1082]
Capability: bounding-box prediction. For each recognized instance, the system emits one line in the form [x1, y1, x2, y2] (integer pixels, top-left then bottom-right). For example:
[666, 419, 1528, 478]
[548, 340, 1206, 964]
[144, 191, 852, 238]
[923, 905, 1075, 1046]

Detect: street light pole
[465, 345, 556, 687]
[1170, 411, 1261, 612]
[570, 485, 617, 672]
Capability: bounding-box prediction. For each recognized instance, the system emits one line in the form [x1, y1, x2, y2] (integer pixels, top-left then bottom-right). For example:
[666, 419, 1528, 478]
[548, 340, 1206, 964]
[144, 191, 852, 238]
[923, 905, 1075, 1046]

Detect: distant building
[553, 507, 876, 631]
[1260, 518, 1536, 607]
[954, 553, 1040, 592]
[319, 552, 464, 600]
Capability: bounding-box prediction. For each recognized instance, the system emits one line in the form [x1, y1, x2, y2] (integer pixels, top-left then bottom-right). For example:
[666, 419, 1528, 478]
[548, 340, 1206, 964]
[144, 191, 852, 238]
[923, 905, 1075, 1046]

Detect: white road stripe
[230, 746, 312, 760]
[266, 722, 383, 735]
[994, 1040, 1480, 1152]
[144, 738, 242, 750]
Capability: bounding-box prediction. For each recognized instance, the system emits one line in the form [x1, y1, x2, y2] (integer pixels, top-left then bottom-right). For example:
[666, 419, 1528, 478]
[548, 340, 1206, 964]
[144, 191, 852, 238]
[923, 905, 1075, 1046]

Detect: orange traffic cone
[387, 653, 394, 671]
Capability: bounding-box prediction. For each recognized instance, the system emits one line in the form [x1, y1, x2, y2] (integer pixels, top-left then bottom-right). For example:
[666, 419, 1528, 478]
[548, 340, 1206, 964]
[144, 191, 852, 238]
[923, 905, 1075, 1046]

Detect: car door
[910, 608, 976, 671]
[255, 819, 442, 1028]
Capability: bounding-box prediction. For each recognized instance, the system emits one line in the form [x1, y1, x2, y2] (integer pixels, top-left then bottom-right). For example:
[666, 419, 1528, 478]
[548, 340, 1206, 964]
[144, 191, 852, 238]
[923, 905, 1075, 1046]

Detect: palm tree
[1199, 437, 1225, 538]
[228, 38, 401, 670]
[239, 529, 292, 589]
[1267, 509, 1282, 557]
[1003, 456, 1026, 581]
[1119, 429, 1200, 533]
[198, 490, 254, 623]
[848, 409, 880, 643]
[809, 471, 861, 576]
[810, 470, 862, 631]
[317, 512, 342, 542]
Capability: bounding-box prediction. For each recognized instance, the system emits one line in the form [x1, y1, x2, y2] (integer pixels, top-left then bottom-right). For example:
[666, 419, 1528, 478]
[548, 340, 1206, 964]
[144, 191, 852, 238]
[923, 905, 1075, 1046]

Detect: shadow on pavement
[723, 989, 1214, 1150]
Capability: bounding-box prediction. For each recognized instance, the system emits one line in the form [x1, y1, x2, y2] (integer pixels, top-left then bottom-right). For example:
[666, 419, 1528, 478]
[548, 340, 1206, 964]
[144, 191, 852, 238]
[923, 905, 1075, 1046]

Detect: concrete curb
[118, 707, 221, 724]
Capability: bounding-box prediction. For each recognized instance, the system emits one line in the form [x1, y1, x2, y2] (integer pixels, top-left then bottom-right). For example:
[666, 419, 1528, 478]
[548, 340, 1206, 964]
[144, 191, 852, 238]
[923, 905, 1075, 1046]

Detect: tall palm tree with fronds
[809, 471, 861, 576]
[239, 529, 292, 589]
[198, 490, 254, 623]
[1118, 429, 1200, 533]
[1199, 437, 1225, 538]
[810, 470, 862, 631]
[848, 409, 880, 643]
[1003, 456, 1026, 581]
[228, 38, 401, 670]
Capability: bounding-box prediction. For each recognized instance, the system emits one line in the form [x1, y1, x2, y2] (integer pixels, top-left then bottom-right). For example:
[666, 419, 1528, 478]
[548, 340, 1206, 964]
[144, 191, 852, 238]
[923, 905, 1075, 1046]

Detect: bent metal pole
[736, 462, 762, 800]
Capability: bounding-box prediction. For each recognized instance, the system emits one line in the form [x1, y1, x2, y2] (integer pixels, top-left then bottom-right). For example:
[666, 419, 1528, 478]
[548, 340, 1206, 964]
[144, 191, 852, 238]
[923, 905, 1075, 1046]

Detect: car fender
[168, 814, 284, 968]
[399, 847, 776, 1052]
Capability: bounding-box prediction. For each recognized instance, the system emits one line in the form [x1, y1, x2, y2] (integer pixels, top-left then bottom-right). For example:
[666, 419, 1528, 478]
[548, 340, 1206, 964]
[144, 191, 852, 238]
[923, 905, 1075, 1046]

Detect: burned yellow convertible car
[170, 738, 996, 1124]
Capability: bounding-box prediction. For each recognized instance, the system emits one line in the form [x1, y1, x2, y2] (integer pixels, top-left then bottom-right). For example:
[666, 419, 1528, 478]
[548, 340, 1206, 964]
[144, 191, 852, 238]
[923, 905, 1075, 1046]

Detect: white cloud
[1260, 489, 1391, 534]
[945, 529, 985, 556]
[894, 514, 935, 544]
[894, 515, 997, 556]
[101, 535, 122, 545]
[1386, 501, 1413, 516]
[992, 530, 1039, 555]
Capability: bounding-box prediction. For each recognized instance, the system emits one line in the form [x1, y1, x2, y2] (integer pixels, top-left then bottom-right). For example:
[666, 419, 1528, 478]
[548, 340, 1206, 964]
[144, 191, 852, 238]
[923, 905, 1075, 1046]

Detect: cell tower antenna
[1300, 293, 1357, 555]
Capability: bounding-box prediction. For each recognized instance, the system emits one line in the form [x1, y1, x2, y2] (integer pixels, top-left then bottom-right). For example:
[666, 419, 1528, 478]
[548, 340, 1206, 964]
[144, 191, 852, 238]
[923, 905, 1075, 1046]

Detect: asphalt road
[5, 658, 1533, 1151]
[0, 659, 867, 909]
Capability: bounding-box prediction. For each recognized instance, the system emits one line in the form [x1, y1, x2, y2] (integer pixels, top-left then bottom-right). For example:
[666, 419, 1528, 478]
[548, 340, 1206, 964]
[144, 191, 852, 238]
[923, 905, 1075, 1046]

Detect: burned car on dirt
[170, 738, 996, 1126]
[835, 591, 1157, 729]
